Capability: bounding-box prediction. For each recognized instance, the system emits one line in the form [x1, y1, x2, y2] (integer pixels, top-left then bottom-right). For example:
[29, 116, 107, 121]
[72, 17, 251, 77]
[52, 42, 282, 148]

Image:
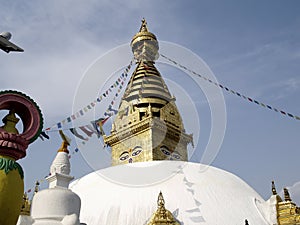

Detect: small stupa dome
[31, 188, 81, 222]
[50, 134, 71, 176]
[50, 151, 71, 175]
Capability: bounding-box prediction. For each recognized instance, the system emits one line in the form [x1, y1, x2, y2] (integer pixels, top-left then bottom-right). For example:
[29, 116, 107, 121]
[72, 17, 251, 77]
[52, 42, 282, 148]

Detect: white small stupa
[18, 131, 85, 225]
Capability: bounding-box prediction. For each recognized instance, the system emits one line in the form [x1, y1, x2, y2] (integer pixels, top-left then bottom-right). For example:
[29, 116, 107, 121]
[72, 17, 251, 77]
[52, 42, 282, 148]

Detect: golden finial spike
[34, 180, 40, 194]
[131, 19, 159, 62]
[20, 192, 31, 216]
[59, 130, 71, 145]
[140, 18, 148, 32]
[147, 192, 180, 224]
[1, 109, 20, 134]
[58, 130, 70, 153]
[284, 188, 292, 201]
[157, 191, 165, 209]
[272, 181, 277, 195]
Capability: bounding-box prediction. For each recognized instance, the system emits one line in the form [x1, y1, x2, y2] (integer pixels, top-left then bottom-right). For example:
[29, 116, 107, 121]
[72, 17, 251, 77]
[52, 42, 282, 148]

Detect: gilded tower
[104, 19, 193, 166]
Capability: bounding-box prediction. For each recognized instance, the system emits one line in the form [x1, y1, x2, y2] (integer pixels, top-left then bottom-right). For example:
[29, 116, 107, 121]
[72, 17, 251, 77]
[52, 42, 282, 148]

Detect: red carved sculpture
[0, 90, 43, 160]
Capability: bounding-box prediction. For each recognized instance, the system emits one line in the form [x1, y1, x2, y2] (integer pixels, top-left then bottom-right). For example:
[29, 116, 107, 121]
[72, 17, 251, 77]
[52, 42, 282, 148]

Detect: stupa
[17, 131, 84, 225]
[69, 19, 300, 225]
[15, 19, 300, 225]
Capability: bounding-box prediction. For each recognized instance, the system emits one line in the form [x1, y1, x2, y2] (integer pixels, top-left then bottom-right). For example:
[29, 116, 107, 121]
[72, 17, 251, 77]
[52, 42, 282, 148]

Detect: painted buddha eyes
[172, 153, 180, 160]
[119, 151, 129, 161]
[119, 146, 181, 162]
[160, 146, 171, 156]
[119, 146, 143, 162]
[132, 148, 142, 156]
[160, 146, 181, 160]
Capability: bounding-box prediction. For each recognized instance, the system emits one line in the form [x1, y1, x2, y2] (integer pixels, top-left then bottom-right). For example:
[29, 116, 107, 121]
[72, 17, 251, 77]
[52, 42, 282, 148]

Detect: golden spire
[20, 192, 31, 216]
[272, 181, 277, 195]
[122, 61, 172, 102]
[1, 109, 19, 134]
[147, 192, 180, 225]
[131, 18, 159, 62]
[34, 180, 40, 195]
[125, 19, 171, 102]
[284, 188, 292, 201]
[157, 191, 165, 211]
[139, 18, 149, 32]
[271, 180, 282, 202]
[57, 130, 70, 154]
[105, 20, 193, 166]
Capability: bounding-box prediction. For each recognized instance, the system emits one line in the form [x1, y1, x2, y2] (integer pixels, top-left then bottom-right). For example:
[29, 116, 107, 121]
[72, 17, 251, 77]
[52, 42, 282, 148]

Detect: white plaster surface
[50, 152, 71, 175]
[70, 161, 273, 225]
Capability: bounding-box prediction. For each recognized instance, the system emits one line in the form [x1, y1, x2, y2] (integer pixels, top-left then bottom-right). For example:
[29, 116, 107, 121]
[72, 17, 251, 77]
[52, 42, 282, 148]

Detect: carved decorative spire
[140, 18, 149, 32]
[131, 18, 159, 62]
[276, 186, 300, 224]
[156, 191, 167, 218]
[284, 188, 292, 201]
[157, 191, 165, 210]
[20, 192, 31, 216]
[104, 20, 193, 166]
[147, 192, 180, 225]
[272, 181, 277, 195]
[34, 180, 40, 195]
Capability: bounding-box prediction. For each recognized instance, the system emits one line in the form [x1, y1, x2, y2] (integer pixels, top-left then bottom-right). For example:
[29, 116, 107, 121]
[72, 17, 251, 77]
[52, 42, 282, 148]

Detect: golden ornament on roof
[131, 18, 159, 62]
[57, 130, 71, 153]
[20, 192, 31, 216]
[147, 192, 181, 225]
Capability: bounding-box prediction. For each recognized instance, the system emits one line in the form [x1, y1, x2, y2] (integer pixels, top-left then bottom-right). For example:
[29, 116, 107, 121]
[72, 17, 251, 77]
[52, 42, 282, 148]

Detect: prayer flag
[70, 128, 88, 141]
[40, 131, 50, 140]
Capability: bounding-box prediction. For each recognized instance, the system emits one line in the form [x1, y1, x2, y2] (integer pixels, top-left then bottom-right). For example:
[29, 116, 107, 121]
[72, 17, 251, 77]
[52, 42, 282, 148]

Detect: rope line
[160, 54, 300, 121]
[43, 59, 134, 132]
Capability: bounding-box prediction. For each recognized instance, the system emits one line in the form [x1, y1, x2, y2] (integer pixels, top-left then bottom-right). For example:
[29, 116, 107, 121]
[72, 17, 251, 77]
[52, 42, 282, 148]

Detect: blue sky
[1, 0, 300, 203]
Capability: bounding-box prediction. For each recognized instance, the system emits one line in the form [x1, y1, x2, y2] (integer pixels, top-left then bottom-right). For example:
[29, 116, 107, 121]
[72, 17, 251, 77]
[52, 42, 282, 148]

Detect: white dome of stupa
[70, 161, 273, 225]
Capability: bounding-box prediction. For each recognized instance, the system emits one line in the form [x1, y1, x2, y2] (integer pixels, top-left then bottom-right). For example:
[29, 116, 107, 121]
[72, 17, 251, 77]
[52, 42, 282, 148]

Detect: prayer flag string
[39, 60, 133, 143]
[43, 59, 133, 132]
[160, 54, 300, 121]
